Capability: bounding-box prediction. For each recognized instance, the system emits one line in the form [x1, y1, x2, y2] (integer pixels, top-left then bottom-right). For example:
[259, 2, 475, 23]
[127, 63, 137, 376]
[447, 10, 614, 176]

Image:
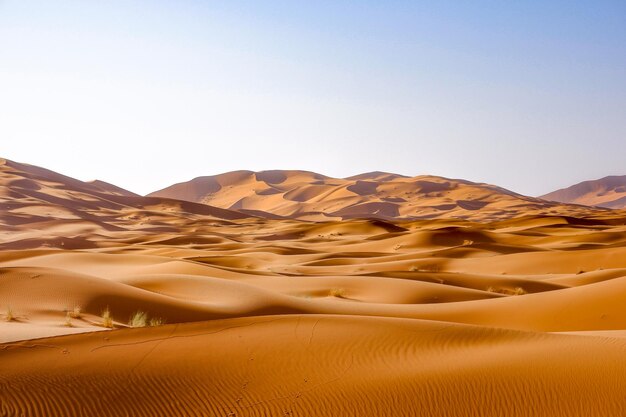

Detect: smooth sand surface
[541, 175, 626, 209]
[2, 158, 626, 416]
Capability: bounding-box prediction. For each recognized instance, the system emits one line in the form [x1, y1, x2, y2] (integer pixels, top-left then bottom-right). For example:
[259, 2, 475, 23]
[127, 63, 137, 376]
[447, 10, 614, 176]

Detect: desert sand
[541, 175, 626, 209]
[2, 157, 626, 416]
[149, 169, 617, 221]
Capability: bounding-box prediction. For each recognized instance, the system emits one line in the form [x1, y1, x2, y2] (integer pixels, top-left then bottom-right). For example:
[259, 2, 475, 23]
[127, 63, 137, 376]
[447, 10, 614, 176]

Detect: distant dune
[541, 175, 626, 209]
[0, 157, 253, 247]
[2, 157, 626, 416]
[148, 169, 613, 221]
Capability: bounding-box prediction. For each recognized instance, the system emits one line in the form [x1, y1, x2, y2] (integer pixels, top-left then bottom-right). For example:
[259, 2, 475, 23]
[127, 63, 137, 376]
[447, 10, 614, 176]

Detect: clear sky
[1, 1, 625, 196]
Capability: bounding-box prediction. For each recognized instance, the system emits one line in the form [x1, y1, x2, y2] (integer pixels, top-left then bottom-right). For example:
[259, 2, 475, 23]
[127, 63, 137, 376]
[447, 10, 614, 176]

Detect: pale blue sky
[1, 1, 625, 196]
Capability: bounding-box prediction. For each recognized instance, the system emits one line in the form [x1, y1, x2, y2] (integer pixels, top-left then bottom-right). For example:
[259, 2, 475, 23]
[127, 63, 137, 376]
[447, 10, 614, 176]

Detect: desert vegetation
[4, 306, 14, 322]
[101, 307, 114, 328]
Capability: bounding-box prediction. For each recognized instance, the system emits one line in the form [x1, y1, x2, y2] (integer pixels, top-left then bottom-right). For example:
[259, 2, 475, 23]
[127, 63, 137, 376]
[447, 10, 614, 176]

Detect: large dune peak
[149, 169, 612, 221]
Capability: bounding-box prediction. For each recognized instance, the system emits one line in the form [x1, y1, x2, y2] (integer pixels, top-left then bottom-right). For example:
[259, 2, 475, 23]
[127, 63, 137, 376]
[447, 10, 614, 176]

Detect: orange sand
[1, 158, 626, 416]
[149, 169, 618, 221]
[541, 175, 626, 209]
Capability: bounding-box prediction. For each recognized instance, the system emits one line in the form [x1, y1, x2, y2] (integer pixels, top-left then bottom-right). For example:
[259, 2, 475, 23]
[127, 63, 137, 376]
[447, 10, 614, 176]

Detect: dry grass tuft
[149, 317, 165, 327]
[129, 311, 148, 328]
[329, 288, 346, 298]
[486, 286, 527, 296]
[5, 306, 15, 322]
[513, 286, 527, 296]
[64, 311, 73, 327]
[69, 305, 82, 319]
[101, 307, 114, 328]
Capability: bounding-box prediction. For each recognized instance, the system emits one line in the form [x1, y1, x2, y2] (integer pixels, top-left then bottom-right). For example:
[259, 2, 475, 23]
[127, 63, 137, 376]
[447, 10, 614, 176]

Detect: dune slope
[2, 158, 626, 416]
[2, 316, 626, 417]
[148, 169, 616, 221]
[541, 175, 626, 209]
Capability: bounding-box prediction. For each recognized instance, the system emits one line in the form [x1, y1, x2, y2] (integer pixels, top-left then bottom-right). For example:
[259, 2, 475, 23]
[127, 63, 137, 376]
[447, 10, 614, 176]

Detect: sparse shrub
[129, 311, 148, 328]
[101, 307, 114, 328]
[149, 317, 164, 327]
[513, 287, 527, 296]
[5, 306, 14, 322]
[329, 288, 346, 298]
[64, 311, 73, 327]
[69, 305, 81, 319]
[486, 286, 527, 296]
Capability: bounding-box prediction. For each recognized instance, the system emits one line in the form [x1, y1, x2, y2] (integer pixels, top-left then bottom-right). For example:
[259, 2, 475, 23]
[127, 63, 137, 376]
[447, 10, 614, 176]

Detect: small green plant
[329, 288, 346, 298]
[101, 307, 114, 328]
[129, 311, 148, 328]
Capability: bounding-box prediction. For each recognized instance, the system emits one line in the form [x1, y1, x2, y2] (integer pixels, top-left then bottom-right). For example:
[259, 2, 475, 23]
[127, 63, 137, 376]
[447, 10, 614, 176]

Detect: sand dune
[2, 158, 626, 416]
[149, 169, 617, 221]
[3, 316, 626, 417]
[541, 175, 626, 209]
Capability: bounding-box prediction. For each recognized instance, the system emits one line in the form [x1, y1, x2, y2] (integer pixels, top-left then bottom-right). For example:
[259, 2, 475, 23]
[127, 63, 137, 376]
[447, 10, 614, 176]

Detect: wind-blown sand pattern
[149, 169, 616, 221]
[2, 158, 626, 416]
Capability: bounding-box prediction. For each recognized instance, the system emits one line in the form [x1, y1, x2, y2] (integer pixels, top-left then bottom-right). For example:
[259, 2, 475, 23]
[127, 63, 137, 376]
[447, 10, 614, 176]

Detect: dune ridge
[2, 157, 626, 416]
[541, 175, 626, 209]
[148, 169, 618, 221]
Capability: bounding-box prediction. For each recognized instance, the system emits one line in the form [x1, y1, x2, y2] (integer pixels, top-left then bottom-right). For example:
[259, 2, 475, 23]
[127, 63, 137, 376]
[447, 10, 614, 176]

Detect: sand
[148, 169, 618, 221]
[3, 316, 626, 417]
[541, 175, 626, 209]
[2, 157, 626, 416]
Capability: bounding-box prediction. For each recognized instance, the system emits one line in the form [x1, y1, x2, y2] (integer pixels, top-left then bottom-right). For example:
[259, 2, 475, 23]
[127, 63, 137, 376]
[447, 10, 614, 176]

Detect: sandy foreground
[2, 159, 626, 416]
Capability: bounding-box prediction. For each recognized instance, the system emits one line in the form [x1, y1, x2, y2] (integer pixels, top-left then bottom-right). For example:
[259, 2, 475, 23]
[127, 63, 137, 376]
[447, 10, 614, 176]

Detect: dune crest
[2, 157, 626, 416]
[149, 169, 616, 221]
[541, 175, 626, 209]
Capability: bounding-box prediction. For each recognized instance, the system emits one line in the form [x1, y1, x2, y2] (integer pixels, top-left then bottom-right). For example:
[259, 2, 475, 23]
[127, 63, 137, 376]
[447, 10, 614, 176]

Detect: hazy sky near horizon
[1, 1, 625, 196]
